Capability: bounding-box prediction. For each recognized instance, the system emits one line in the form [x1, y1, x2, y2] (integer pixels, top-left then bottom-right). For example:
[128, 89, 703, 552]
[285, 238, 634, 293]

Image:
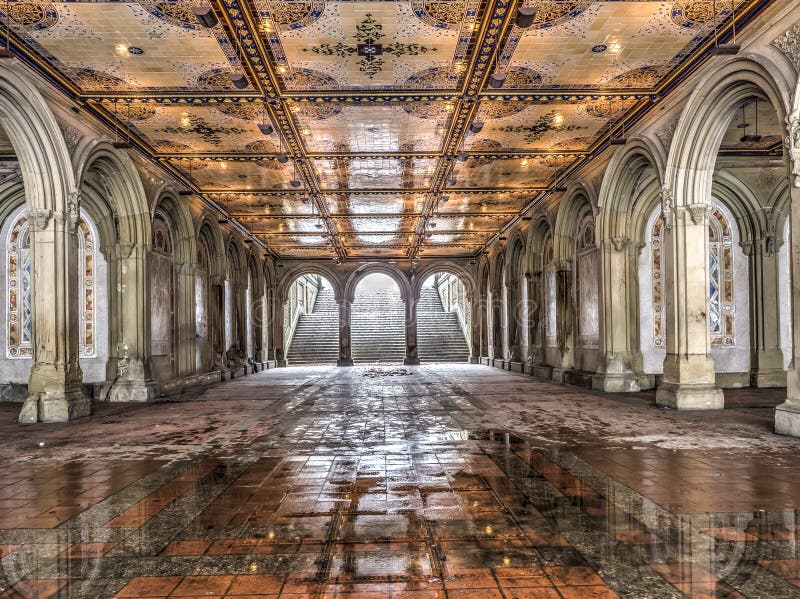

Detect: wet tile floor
[1, 365, 799, 598]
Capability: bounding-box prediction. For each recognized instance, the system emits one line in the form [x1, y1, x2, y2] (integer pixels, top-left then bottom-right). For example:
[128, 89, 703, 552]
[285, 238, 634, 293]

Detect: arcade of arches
[2, 0, 800, 596]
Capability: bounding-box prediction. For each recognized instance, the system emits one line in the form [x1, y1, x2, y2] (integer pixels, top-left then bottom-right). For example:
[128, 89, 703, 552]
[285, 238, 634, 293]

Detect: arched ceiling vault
[0, 0, 776, 261]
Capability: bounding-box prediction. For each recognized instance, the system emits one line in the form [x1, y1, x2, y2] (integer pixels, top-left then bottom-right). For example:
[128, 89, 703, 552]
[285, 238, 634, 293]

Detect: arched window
[6, 209, 97, 359]
[650, 205, 735, 347]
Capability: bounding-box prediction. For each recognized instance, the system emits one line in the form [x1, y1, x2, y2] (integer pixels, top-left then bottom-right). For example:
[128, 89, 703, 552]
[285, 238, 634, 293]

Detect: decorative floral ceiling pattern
[0, 0, 757, 259]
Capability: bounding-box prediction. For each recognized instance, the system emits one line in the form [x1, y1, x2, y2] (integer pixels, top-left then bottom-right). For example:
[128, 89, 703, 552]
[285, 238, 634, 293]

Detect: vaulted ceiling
[0, 0, 768, 260]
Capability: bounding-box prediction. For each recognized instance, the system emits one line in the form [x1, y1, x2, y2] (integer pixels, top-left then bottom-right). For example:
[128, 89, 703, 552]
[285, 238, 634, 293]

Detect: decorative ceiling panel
[345, 246, 409, 258]
[314, 157, 438, 189]
[212, 193, 310, 215]
[430, 214, 511, 231]
[237, 217, 328, 233]
[295, 101, 452, 153]
[257, 233, 332, 246]
[323, 193, 426, 215]
[423, 230, 495, 244]
[449, 156, 575, 189]
[120, 103, 276, 153]
[255, 0, 483, 90]
[335, 216, 418, 234]
[466, 98, 637, 152]
[499, 0, 748, 90]
[167, 158, 297, 191]
[6, 1, 242, 91]
[418, 244, 484, 256]
[437, 191, 533, 214]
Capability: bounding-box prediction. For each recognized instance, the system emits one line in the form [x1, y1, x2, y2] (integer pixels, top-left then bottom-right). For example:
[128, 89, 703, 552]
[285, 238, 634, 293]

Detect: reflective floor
[0, 365, 799, 598]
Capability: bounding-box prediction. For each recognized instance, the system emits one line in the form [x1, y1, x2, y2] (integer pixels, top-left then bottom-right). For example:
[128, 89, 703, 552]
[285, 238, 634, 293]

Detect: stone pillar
[656, 201, 724, 409]
[506, 277, 522, 364]
[255, 290, 269, 363]
[525, 272, 542, 369]
[211, 276, 231, 377]
[478, 292, 489, 363]
[106, 244, 158, 402]
[776, 113, 800, 435]
[20, 193, 90, 423]
[337, 299, 353, 366]
[468, 292, 480, 364]
[744, 236, 786, 387]
[552, 258, 574, 382]
[490, 281, 503, 364]
[272, 293, 287, 367]
[404, 296, 420, 365]
[593, 237, 643, 391]
[175, 262, 196, 378]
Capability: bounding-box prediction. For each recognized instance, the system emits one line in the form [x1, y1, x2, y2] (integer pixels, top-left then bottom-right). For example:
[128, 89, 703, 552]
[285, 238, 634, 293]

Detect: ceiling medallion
[591, 44, 607, 53]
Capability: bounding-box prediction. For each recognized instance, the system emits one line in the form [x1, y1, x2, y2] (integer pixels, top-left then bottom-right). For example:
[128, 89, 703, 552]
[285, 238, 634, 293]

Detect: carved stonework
[27, 208, 53, 231]
[611, 236, 631, 252]
[656, 115, 680, 149]
[787, 104, 800, 188]
[66, 190, 80, 232]
[57, 119, 82, 154]
[773, 24, 800, 70]
[739, 240, 754, 257]
[660, 186, 674, 229]
[687, 203, 710, 225]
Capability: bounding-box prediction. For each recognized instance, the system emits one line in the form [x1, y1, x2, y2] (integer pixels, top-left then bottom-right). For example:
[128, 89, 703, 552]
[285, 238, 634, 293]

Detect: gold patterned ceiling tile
[323, 193, 427, 215]
[449, 156, 574, 189]
[314, 157, 438, 190]
[168, 158, 297, 192]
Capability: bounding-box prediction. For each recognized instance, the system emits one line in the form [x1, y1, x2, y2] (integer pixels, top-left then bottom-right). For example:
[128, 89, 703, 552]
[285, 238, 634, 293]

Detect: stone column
[210, 275, 231, 377]
[656, 201, 724, 409]
[468, 292, 480, 364]
[404, 296, 420, 365]
[255, 290, 269, 363]
[272, 293, 287, 367]
[552, 258, 574, 382]
[744, 236, 786, 387]
[593, 237, 643, 391]
[506, 277, 522, 365]
[776, 112, 800, 435]
[175, 262, 196, 378]
[106, 243, 158, 402]
[490, 281, 503, 365]
[337, 299, 353, 366]
[525, 272, 542, 371]
[20, 193, 90, 423]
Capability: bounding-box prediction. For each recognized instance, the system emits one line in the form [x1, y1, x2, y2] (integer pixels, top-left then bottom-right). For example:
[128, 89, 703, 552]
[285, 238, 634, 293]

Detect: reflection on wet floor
[0, 365, 799, 598]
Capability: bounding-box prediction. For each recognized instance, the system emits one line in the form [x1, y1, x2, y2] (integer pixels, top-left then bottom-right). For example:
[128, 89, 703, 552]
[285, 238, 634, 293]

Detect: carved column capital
[26, 208, 53, 232]
[660, 185, 674, 229]
[739, 240, 754, 257]
[611, 236, 631, 252]
[66, 189, 80, 232]
[686, 203, 711, 226]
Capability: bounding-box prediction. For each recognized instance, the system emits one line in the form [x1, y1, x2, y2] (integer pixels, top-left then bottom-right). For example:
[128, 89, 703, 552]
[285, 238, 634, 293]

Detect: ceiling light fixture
[229, 72, 249, 89]
[739, 98, 762, 143]
[710, 0, 740, 55]
[440, 195, 449, 203]
[609, 120, 627, 145]
[469, 121, 484, 134]
[489, 71, 506, 89]
[112, 101, 132, 149]
[193, 5, 218, 28]
[447, 177, 457, 186]
[515, 6, 537, 28]
[457, 152, 469, 162]
[258, 123, 274, 136]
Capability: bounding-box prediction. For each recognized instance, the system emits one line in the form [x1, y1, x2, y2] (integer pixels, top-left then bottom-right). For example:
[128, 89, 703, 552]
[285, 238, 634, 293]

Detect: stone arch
[278, 264, 343, 304]
[665, 56, 793, 211]
[553, 184, 595, 262]
[344, 263, 411, 304]
[411, 261, 475, 302]
[196, 214, 226, 279]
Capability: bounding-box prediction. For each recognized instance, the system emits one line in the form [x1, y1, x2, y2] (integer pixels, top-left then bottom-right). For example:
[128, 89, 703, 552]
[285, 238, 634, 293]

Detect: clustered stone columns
[468, 292, 480, 364]
[776, 109, 800, 436]
[506, 277, 522, 368]
[593, 236, 643, 392]
[552, 258, 574, 383]
[337, 299, 353, 367]
[19, 193, 90, 423]
[524, 271, 541, 372]
[403, 297, 420, 366]
[106, 242, 157, 403]
[743, 230, 787, 388]
[656, 199, 724, 409]
[490, 282, 503, 366]
[271, 292, 286, 368]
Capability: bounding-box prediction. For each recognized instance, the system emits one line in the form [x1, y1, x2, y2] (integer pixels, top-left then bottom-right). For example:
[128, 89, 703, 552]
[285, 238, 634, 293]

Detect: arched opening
[285, 274, 337, 365]
[574, 210, 599, 372]
[150, 213, 176, 382]
[417, 272, 470, 363]
[195, 232, 213, 373]
[0, 204, 109, 389]
[352, 273, 405, 363]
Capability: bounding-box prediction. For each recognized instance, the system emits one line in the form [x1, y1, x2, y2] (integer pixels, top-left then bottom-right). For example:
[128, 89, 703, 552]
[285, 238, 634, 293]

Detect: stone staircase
[286, 287, 339, 365]
[352, 289, 406, 363]
[417, 286, 470, 363]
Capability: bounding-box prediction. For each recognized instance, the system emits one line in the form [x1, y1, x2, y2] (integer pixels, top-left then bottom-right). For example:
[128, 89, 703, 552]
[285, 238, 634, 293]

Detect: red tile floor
[0, 365, 799, 598]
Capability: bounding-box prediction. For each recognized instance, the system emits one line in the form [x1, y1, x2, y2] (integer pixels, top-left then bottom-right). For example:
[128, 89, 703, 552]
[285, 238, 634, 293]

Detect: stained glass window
[650, 203, 734, 347]
[6, 210, 97, 359]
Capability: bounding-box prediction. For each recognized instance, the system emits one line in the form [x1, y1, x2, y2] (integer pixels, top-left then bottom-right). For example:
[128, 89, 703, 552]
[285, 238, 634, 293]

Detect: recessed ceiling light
[469, 121, 484, 134]
[193, 5, 218, 28]
[258, 123, 274, 136]
[276, 153, 289, 164]
[515, 6, 537, 28]
[229, 73, 248, 89]
[290, 180, 302, 188]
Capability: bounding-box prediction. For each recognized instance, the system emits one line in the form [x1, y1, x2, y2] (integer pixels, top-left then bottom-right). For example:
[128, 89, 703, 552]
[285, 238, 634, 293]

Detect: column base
[656, 383, 724, 410]
[775, 402, 800, 437]
[491, 358, 507, 369]
[468, 356, 479, 364]
[19, 391, 91, 424]
[750, 368, 787, 388]
[479, 357, 491, 366]
[592, 372, 641, 392]
[337, 358, 354, 367]
[509, 361, 525, 373]
[107, 379, 159, 403]
[275, 360, 287, 368]
[403, 357, 420, 366]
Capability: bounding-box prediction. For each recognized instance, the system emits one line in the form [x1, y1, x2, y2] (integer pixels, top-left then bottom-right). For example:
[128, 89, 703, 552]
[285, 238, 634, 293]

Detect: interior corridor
[0, 366, 797, 598]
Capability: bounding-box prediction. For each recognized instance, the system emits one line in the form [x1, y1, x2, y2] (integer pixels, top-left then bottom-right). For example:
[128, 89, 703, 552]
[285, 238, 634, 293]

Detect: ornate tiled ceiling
[0, 0, 761, 260]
